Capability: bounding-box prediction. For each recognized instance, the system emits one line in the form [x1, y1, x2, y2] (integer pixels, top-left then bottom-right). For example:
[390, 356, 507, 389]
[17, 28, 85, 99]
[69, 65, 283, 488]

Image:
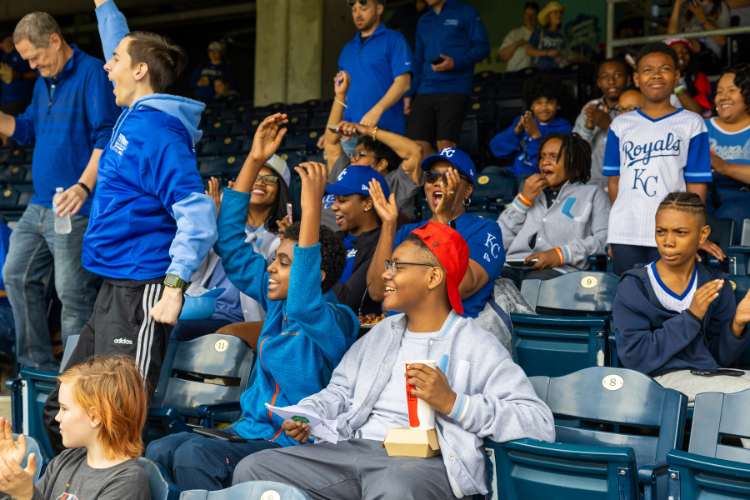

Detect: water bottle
[53, 187, 71, 234]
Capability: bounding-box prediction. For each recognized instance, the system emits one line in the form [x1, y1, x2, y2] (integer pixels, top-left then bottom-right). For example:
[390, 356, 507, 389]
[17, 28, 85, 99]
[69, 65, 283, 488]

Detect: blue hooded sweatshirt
[613, 263, 748, 376]
[216, 188, 359, 447]
[84, 0, 217, 281]
[490, 116, 572, 177]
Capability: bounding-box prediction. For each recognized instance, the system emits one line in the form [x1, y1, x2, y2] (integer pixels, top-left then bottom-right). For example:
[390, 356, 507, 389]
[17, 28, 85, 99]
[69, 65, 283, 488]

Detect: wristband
[372, 126, 378, 142]
[335, 98, 348, 109]
[554, 247, 564, 264]
[77, 182, 91, 195]
[517, 193, 533, 206]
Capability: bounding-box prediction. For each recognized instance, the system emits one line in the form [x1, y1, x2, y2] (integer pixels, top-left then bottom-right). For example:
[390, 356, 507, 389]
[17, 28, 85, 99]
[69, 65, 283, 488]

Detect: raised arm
[94, 0, 131, 64]
[323, 71, 349, 172]
[366, 180, 400, 302]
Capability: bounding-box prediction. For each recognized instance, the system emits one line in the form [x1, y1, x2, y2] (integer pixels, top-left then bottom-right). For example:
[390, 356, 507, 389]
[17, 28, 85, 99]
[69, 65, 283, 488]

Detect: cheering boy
[232, 222, 554, 500]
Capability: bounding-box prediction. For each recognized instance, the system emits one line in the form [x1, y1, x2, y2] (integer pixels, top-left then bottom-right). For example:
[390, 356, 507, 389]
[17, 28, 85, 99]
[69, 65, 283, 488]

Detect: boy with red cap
[232, 222, 554, 500]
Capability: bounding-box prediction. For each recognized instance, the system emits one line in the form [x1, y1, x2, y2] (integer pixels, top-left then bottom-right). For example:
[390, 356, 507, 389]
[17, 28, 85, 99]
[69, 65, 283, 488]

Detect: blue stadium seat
[705, 214, 735, 270]
[0, 148, 26, 164]
[486, 366, 688, 500]
[307, 114, 330, 130]
[666, 389, 750, 500]
[147, 335, 255, 439]
[288, 99, 321, 115]
[180, 481, 312, 500]
[511, 271, 619, 377]
[0, 186, 20, 207]
[458, 119, 479, 156]
[729, 276, 750, 367]
[204, 121, 232, 136]
[200, 137, 244, 155]
[138, 457, 180, 500]
[472, 169, 514, 211]
[198, 156, 242, 177]
[465, 99, 495, 123]
[471, 84, 497, 101]
[202, 104, 225, 118]
[284, 130, 322, 150]
[495, 98, 523, 131]
[0, 165, 27, 183]
[284, 115, 308, 131]
[14, 184, 34, 206]
[231, 118, 262, 136]
[12, 433, 50, 483]
[254, 102, 286, 115]
[729, 246, 750, 275]
[277, 150, 307, 169]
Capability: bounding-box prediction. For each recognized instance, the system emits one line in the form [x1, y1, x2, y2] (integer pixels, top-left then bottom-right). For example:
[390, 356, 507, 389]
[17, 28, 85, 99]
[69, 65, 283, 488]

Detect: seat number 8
[602, 374, 624, 391]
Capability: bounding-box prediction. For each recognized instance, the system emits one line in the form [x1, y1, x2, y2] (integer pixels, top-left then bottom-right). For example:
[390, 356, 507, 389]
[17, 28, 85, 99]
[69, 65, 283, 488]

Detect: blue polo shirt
[409, 0, 490, 97]
[393, 213, 505, 318]
[338, 23, 413, 136]
[1, 49, 35, 104]
[11, 45, 120, 216]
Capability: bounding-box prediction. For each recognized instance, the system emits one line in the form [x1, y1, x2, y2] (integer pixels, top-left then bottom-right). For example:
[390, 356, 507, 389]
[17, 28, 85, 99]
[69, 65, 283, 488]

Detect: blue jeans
[0, 305, 14, 342]
[707, 187, 750, 244]
[3, 204, 99, 371]
[145, 431, 282, 492]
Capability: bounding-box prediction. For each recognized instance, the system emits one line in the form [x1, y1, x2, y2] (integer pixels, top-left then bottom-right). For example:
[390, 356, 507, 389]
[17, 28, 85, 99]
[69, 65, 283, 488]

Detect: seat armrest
[148, 407, 181, 420]
[639, 461, 669, 500]
[5, 377, 22, 392]
[196, 402, 242, 418]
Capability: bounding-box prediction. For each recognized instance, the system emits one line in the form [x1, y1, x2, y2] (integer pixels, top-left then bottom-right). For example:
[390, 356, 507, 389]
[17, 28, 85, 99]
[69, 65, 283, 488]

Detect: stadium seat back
[458, 119, 479, 156]
[199, 156, 242, 177]
[138, 457, 180, 500]
[16, 184, 34, 206]
[231, 118, 262, 135]
[665, 389, 750, 500]
[706, 214, 735, 261]
[472, 170, 514, 208]
[729, 276, 750, 367]
[205, 121, 232, 136]
[179, 480, 312, 500]
[495, 98, 523, 131]
[13, 433, 49, 482]
[535, 271, 619, 313]
[0, 187, 19, 207]
[488, 367, 688, 500]
[200, 137, 244, 155]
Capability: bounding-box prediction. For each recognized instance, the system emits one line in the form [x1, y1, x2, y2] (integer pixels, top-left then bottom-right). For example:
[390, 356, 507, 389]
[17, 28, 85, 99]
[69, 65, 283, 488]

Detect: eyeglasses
[255, 174, 279, 185]
[349, 151, 377, 162]
[616, 105, 639, 115]
[384, 260, 435, 276]
[347, 0, 368, 6]
[424, 171, 472, 185]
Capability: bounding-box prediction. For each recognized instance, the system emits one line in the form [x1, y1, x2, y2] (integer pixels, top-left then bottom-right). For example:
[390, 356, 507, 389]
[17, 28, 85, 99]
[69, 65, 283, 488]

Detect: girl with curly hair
[706, 64, 750, 242]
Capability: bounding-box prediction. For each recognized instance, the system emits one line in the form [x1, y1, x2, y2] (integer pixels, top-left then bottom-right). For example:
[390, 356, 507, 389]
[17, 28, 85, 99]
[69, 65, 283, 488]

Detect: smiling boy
[603, 42, 713, 276]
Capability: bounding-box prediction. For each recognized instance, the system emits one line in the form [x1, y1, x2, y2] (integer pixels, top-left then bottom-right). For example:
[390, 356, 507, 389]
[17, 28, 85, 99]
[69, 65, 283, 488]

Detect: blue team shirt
[1, 49, 35, 104]
[339, 232, 358, 284]
[338, 23, 413, 136]
[393, 213, 505, 318]
[706, 117, 750, 190]
[527, 29, 566, 70]
[409, 0, 490, 97]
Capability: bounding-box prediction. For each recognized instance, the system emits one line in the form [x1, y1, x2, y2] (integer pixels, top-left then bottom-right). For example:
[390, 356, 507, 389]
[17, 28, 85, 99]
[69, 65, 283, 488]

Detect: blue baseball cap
[325, 165, 391, 199]
[420, 147, 476, 184]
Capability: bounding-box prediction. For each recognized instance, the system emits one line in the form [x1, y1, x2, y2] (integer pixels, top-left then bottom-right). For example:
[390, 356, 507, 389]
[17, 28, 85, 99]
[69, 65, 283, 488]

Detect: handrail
[606, 0, 750, 57]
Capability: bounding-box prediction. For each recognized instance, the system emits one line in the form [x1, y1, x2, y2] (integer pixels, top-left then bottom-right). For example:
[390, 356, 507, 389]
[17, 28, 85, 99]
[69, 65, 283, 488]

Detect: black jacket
[333, 226, 383, 316]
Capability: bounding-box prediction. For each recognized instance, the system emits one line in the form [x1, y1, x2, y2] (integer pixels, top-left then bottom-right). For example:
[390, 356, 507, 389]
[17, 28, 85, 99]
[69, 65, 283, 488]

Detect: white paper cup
[405, 359, 436, 430]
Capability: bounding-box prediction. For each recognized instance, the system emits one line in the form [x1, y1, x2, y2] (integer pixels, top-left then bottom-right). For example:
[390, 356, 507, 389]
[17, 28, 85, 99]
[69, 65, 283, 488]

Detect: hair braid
[536, 132, 592, 184]
[657, 192, 706, 225]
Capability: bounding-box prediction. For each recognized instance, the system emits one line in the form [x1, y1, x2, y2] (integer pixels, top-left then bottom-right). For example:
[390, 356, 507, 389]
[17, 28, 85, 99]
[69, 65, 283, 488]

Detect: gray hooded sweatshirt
[299, 310, 556, 497]
[498, 181, 610, 273]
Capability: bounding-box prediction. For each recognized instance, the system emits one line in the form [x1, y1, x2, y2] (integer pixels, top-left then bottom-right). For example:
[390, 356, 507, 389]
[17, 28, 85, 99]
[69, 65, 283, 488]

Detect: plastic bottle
[53, 187, 71, 234]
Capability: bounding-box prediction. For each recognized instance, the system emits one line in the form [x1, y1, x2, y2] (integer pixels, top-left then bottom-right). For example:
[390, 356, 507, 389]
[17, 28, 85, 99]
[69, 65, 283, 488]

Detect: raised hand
[0, 419, 24, 466]
[688, 279, 723, 320]
[513, 116, 526, 135]
[276, 214, 292, 239]
[584, 101, 612, 131]
[249, 113, 288, 164]
[523, 111, 541, 139]
[434, 168, 461, 223]
[520, 173, 548, 205]
[334, 70, 351, 97]
[369, 179, 398, 225]
[205, 177, 222, 218]
[0, 418, 35, 500]
[296, 162, 328, 213]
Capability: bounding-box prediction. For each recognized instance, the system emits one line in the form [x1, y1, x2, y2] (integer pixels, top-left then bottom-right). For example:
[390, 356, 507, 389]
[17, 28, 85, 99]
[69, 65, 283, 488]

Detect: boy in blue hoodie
[42, 0, 218, 455]
[614, 192, 750, 402]
[490, 72, 572, 177]
[145, 114, 358, 492]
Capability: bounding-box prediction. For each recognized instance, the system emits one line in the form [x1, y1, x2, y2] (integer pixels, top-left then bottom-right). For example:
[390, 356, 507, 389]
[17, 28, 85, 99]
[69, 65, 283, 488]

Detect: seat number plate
[581, 276, 598, 288]
[602, 374, 624, 391]
[260, 491, 281, 500]
[214, 339, 229, 352]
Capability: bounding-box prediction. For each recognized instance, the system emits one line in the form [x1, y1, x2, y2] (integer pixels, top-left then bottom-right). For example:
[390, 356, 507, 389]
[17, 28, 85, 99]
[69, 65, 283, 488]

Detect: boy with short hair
[614, 192, 750, 402]
[573, 57, 631, 189]
[490, 72, 572, 177]
[603, 42, 713, 276]
[145, 115, 359, 492]
[232, 222, 555, 500]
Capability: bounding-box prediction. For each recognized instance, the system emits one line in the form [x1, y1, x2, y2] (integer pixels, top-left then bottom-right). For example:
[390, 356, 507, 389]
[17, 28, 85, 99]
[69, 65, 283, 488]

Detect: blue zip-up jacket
[490, 116, 572, 177]
[613, 264, 748, 376]
[11, 45, 119, 216]
[216, 188, 359, 446]
[84, 0, 217, 281]
[408, 0, 490, 97]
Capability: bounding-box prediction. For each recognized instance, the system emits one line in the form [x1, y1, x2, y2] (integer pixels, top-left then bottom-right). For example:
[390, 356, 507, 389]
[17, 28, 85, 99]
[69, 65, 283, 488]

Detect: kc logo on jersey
[623, 133, 680, 167]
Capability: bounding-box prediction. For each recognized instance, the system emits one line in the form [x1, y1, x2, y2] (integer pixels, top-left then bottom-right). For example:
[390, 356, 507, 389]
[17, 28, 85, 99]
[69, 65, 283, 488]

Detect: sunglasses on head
[424, 171, 472, 185]
[347, 0, 368, 6]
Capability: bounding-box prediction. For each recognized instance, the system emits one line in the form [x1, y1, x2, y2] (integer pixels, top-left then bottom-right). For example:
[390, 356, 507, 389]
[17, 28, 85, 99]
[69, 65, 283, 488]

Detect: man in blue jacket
[405, 0, 490, 156]
[337, 0, 412, 150]
[41, 0, 218, 455]
[0, 12, 120, 372]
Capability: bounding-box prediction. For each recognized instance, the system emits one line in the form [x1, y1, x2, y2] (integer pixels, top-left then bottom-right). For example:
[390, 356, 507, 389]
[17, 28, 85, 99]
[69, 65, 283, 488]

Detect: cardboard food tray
[382, 427, 441, 458]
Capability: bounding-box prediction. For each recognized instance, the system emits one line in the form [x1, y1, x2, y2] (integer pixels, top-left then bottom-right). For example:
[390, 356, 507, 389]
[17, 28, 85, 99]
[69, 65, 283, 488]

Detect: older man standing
[0, 12, 119, 371]
[499, 2, 539, 73]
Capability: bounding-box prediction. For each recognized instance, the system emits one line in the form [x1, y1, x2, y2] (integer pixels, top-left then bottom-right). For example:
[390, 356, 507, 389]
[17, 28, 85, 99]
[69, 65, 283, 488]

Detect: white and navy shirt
[647, 260, 697, 312]
[603, 109, 712, 246]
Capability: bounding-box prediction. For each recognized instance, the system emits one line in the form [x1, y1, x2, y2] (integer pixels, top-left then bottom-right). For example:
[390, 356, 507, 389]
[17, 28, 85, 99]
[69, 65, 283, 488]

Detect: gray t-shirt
[321, 154, 424, 231]
[1, 448, 151, 500]
[356, 327, 443, 441]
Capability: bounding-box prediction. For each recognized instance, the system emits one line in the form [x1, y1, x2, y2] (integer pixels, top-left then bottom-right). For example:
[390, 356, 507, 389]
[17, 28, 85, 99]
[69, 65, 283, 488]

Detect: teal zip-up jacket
[215, 188, 359, 446]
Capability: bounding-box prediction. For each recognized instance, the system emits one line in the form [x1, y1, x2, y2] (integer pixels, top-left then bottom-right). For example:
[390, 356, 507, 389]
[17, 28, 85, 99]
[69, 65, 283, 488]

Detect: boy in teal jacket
[146, 114, 358, 491]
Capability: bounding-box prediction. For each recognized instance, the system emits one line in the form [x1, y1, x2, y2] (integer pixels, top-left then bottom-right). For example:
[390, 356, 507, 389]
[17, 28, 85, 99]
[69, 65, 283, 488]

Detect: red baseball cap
[665, 37, 693, 53]
[411, 222, 470, 314]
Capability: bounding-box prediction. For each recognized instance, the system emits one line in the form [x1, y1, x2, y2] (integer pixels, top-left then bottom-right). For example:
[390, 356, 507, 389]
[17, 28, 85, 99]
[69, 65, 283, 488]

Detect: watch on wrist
[164, 274, 189, 291]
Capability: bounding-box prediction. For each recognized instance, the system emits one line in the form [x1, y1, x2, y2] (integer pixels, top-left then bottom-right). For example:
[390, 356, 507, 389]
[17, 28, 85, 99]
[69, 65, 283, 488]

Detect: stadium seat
[7, 335, 80, 456]
[665, 389, 750, 500]
[198, 156, 242, 177]
[458, 119, 479, 157]
[202, 104, 225, 118]
[704, 214, 735, 270]
[284, 130, 322, 150]
[473, 70, 500, 84]
[0, 165, 27, 183]
[495, 98, 523, 131]
[179, 481, 312, 500]
[0, 186, 20, 207]
[511, 271, 619, 377]
[284, 114, 308, 131]
[147, 334, 255, 439]
[199, 137, 244, 155]
[12, 433, 49, 482]
[307, 114, 330, 130]
[729, 246, 750, 275]
[465, 100, 495, 123]
[205, 121, 232, 136]
[486, 366, 688, 500]
[220, 103, 252, 119]
[254, 102, 286, 114]
[277, 150, 307, 168]
[288, 99, 320, 114]
[231, 118, 262, 136]
[471, 84, 497, 101]
[472, 169, 514, 211]
[138, 457, 180, 500]
[15, 184, 34, 206]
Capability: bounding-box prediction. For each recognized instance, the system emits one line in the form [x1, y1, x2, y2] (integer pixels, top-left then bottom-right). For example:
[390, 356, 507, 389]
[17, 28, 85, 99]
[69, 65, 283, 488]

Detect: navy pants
[610, 244, 661, 276]
[145, 430, 281, 492]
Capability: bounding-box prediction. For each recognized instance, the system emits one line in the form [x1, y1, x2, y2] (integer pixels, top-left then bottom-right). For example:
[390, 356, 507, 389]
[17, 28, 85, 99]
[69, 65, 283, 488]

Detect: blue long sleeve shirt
[614, 265, 748, 376]
[490, 116, 572, 177]
[11, 45, 120, 216]
[215, 188, 359, 447]
[408, 0, 490, 97]
[84, 0, 217, 281]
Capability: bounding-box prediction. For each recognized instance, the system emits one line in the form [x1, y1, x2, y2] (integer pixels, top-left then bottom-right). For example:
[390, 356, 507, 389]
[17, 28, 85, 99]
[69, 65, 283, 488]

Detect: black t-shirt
[385, 2, 428, 51]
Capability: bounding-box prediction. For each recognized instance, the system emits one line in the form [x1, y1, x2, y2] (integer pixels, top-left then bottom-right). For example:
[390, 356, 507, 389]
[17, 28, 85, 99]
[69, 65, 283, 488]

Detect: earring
[364, 208, 370, 212]
[463, 198, 471, 207]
